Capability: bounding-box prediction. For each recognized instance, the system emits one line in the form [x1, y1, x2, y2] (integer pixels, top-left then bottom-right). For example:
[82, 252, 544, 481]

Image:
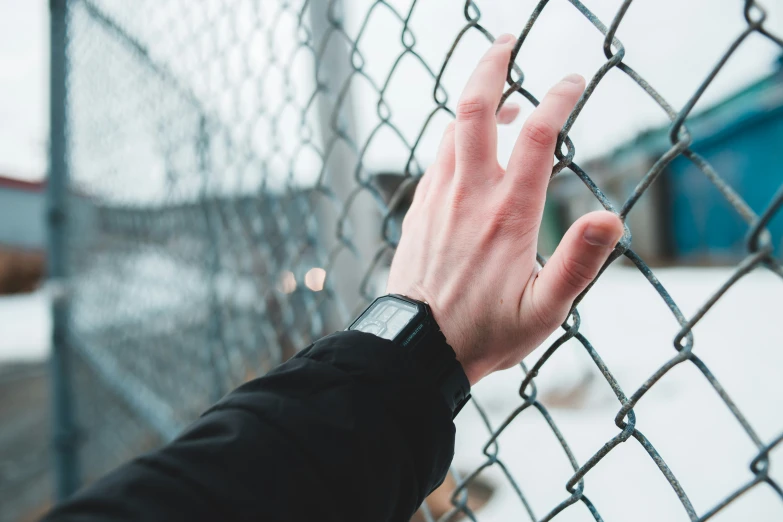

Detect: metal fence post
[198, 115, 228, 403]
[48, 0, 80, 500]
[308, 0, 381, 320]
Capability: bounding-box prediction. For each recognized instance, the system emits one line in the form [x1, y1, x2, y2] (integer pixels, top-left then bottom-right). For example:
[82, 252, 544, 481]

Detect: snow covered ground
[455, 265, 783, 521]
[0, 288, 49, 363]
[2, 265, 781, 520]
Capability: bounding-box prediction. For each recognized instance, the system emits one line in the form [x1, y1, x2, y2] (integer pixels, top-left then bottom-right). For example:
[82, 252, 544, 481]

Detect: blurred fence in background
[12, 0, 781, 520]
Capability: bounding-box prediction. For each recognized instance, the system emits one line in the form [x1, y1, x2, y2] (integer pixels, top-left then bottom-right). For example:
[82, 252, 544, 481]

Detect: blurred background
[0, 0, 782, 521]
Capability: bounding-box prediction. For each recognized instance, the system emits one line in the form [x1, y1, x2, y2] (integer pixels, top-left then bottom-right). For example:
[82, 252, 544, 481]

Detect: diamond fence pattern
[45, 0, 783, 520]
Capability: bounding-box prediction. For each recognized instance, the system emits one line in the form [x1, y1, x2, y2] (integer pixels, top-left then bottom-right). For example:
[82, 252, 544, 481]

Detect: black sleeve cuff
[209, 330, 459, 517]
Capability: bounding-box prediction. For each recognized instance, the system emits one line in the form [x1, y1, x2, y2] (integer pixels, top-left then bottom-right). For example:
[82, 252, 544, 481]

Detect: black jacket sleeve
[42, 330, 461, 522]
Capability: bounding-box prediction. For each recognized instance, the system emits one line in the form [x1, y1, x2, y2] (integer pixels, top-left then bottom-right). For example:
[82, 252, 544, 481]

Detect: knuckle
[522, 118, 559, 149]
[488, 206, 514, 225]
[489, 204, 536, 239]
[456, 96, 490, 121]
[531, 285, 567, 328]
[559, 256, 596, 292]
[449, 184, 471, 210]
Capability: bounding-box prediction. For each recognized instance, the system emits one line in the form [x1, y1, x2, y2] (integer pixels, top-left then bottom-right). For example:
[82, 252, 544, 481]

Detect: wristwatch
[347, 294, 471, 418]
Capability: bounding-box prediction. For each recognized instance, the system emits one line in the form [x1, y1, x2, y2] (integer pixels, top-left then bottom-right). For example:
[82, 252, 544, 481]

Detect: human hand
[386, 34, 624, 385]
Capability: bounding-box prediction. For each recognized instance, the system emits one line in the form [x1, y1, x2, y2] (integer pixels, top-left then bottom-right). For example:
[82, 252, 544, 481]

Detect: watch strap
[408, 315, 471, 419]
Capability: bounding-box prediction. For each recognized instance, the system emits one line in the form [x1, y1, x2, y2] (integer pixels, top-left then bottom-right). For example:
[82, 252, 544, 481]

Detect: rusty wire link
[49, 0, 783, 521]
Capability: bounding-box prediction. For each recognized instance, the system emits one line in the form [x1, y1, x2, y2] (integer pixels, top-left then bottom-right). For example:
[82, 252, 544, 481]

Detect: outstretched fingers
[454, 34, 517, 184]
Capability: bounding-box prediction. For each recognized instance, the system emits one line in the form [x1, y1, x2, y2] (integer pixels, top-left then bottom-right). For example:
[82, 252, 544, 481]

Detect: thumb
[529, 211, 624, 326]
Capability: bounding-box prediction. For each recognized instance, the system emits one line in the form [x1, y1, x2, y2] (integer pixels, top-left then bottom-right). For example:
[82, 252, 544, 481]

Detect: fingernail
[583, 225, 620, 247]
[560, 73, 584, 85]
[495, 34, 515, 45]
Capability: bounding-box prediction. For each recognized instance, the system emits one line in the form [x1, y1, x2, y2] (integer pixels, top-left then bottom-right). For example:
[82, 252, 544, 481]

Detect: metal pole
[198, 116, 228, 402]
[48, 0, 80, 499]
[308, 0, 381, 322]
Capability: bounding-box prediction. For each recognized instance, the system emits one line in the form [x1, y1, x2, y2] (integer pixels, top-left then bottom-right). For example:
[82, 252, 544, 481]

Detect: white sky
[0, 0, 781, 186]
[0, 0, 48, 180]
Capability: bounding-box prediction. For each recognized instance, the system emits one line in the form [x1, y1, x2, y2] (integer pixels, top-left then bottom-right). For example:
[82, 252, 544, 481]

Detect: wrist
[348, 293, 471, 416]
[386, 283, 484, 386]
[457, 357, 488, 387]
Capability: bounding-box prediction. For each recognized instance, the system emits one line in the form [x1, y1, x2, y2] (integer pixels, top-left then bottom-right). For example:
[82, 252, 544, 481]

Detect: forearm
[43, 331, 457, 522]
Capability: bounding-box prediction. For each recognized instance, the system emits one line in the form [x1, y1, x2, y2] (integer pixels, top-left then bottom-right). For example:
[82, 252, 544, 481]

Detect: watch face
[349, 296, 419, 341]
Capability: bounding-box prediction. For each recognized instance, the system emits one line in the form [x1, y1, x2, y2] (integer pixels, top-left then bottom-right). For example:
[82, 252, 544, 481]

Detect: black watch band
[407, 315, 471, 417]
[347, 294, 471, 418]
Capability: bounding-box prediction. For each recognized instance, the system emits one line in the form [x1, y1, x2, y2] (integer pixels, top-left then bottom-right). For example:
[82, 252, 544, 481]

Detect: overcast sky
[0, 0, 780, 184]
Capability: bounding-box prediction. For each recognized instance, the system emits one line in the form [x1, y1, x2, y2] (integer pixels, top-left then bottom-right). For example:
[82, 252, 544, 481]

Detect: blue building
[0, 175, 46, 251]
[0, 176, 46, 293]
[568, 65, 783, 265]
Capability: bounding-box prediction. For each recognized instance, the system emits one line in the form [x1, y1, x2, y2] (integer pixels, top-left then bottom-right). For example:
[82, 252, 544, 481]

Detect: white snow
[455, 265, 783, 521]
[0, 288, 50, 362]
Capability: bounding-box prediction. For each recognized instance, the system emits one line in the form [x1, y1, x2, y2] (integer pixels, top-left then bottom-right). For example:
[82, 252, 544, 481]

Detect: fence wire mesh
[43, 0, 783, 520]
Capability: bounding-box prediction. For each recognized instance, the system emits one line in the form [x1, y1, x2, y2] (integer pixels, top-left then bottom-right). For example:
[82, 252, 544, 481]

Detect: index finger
[454, 34, 516, 184]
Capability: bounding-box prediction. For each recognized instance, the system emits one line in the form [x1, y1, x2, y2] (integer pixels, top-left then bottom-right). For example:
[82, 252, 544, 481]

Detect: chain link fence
[31, 0, 783, 520]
